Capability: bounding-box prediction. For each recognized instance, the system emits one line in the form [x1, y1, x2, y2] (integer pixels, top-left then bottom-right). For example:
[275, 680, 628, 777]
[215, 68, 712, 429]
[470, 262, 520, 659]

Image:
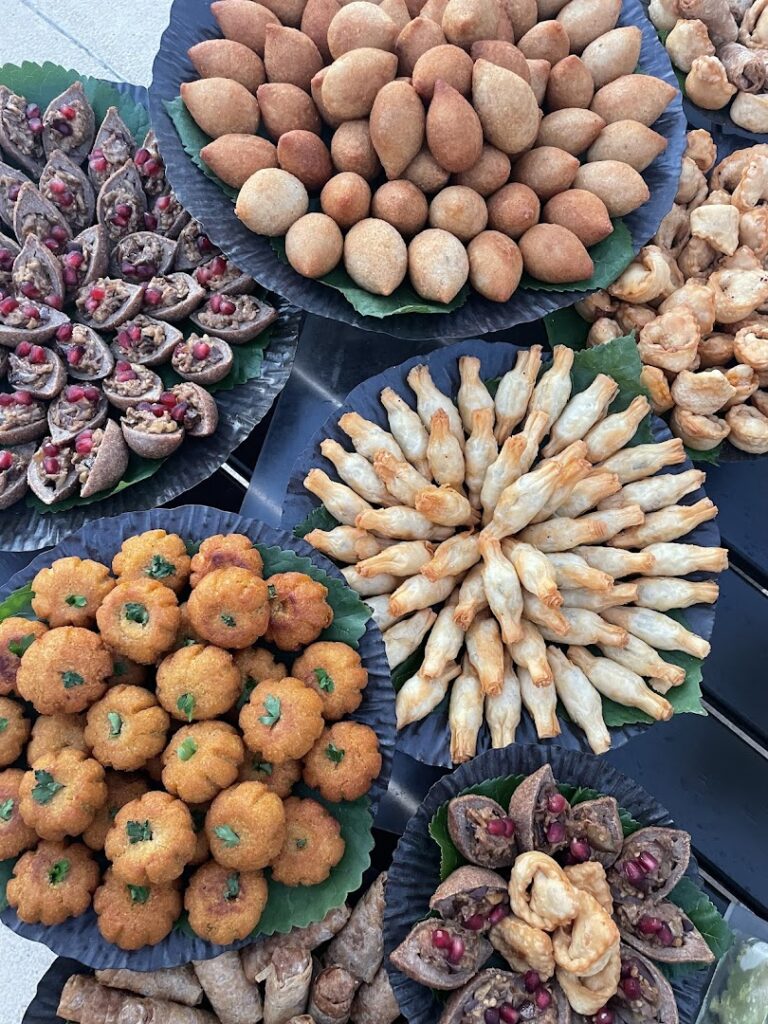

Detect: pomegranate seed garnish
[219, 298, 236, 315]
[160, 391, 177, 407]
[67, 345, 85, 366]
[464, 914, 485, 931]
[546, 821, 566, 844]
[144, 288, 162, 306]
[0, 451, 13, 471]
[75, 435, 93, 455]
[196, 266, 211, 284]
[26, 103, 40, 118]
[20, 281, 38, 299]
[638, 915, 663, 935]
[569, 837, 591, 862]
[67, 385, 86, 401]
[499, 1005, 519, 1024]
[621, 976, 642, 1000]
[66, 250, 84, 268]
[209, 294, 222, 314]
[487, 903, 509, 925]
[16, 341, 32, 357]
[535, 990, 551, 1010]
[115, 203, 133, 219]
[30, 346, 46, 364]
[448, 936, 465, 964]
[197, 233, 214, 253]
[432, 929, 450, 950]
[84, 386, 100, 401]
[638, 851, 659, 874]
[43, 457, 60, 474]
[624, 860, 645, 887]
[116, 361, 132, 372]
[45, 294, 63, 310]
[0, 298, 19, 315]
[144, 159, 162, 176]
[135, 148, 151, 165]
[171, 402, 188, 423]
[27, 117, 43, 134]
[657, 924, 675, 946]
[136, 263, 156, 280]
[151, 404, 166, 417]
[90, 286, 106, 302]
[42, 442, 59, 457]
[59, 103, 77, 120]
[51, 225, 68, 242]
[43, 237, 60, 252]
[0, 394, 13, 407]
[156, 194, 172, 211]
[210, 255, 228, 276]
[85, 297, 99, 312]
[49, 178, 67, 195]
[63, 266, 79, 287]
[14, 391, 33, 405]
[22, 305, 39, 320]
[128, 325, 142, 342]
[547, 793, 568, 814]
[594, 1010, 615, 1024]
[192, 341, 211, 360]
[523, 971, 540, 993]
[144, 213, 158, 230]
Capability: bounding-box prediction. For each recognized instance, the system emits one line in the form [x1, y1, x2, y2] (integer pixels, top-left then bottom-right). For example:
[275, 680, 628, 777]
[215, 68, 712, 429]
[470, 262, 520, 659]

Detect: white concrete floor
[1, 6, 173, 1015]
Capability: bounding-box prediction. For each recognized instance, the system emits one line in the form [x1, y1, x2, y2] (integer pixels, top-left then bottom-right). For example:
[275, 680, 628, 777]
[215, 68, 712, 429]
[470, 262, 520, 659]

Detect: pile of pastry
[390, 765, 715, 1023]
[181, 0, 678, 302]
[56, 876, 399, 1024]
[577, 130, 768, 454]
[650, 0, 768, 132]
[0, 78, 276, 510]
[302, 347, 725, 762]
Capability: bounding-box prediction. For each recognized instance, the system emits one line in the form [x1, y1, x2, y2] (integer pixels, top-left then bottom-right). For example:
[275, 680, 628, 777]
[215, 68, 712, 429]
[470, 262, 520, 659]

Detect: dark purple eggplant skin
[121, 412, 185, 459]
[42, 81, 96, 164]
[11, 233, 66, 306]
[76, 418, 129, 498]
[189, 295, 279, 344]
[439, 969, 571, 1024]
[0, 162, 31, 229]
[429, 866, 509, 930]
[8, 346, 67, 400]
[0, 87, 45, 177]
[12, 181, 72, 250]
[0, 442, 34, 510]
[447, 795, 518, 870]
[171, 334, 233, 386]
[102, 363, 163, 412]
[508, 764, 569, 857]
[39, 148, 96, 234]
[26, 438, 79, 505]
[566, 797, 624, 868]
[171, 382, 219, 438]
[141, 272, 206, 322]
[609, 827, 691, 904]
[389, 919, 492, 991]
[0, 231, 20, 289]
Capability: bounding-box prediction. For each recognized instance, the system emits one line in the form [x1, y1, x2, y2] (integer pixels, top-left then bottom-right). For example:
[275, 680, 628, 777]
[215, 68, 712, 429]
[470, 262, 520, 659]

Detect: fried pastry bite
[493, 346, 542, 444]
[407, 364, 464, 445]
[305, 468, 374, 527]
[422, 534, 479, 581]
[519, 665, 560, 740]
[517, 506, 645, 553]
[308, 963, 359, 1024]
[390, 918, 493, 990]
[567, 646, 673, 721]
[240, 676, 324, 762]
[340, 410, 407, 462]
[509, 852, 579, 931]
[190, 533, 264, 587]
[726, 403, 768, 452]
[186, 861, 268, 944]
[485, 654, 522, 750]
[637, 309, 700, 374]
[0, 618, 47, 697]
[57, 974, 218, 1024]
[396, 661, 461, 729]
[380, 386, 431, 478]
[7, 839, 99, 925]
[489, 915, 555, 977]
[552, 888, 619, 975]
[31, 556, 115, 628]
[547, 648, 611, 755]
[632, 576, 719, 612]
[93, 866, 182, 949]
[709, 267, 768, 323]
[616, 898, 714, 963]
[233, 646, 288, 712]
[157, 643, 241, 722]
[690, 203, 739, 257]
[438, 968, 570, 1024]
[508, 764, 570, 857]
[271, 795, 345, 886]
[427, 408, 466, 491]
[402, 492, 475, 532]
[206, 780, 285, 871]
[556, 944, 621, 1015]
[112, 529, 191, 593]
[106, 790, 196, 885]
[15, 625, 110, 715]
[82, 771, 148, 851]
[187, 566, 270, 649]
[587, 318, 622, 348]
[383, 609, 437, 669]
[529, 346, 574, 432]
[640, 366, 675, 417]
[263, 947, 313, 1024]
[321, 439, 396, 507]
[607, 245, 680, 305]
[85, 684, 169, 770]
[430, 866, 510, 934]
[238, 749, 301, 796]
[609, 497, 717, 549]
[162, 721, 244, 804]
[324, 871, 386, 984]
[373, 451, 433, 508]
[106, 650, 147, 687]
[666, 18, 715, 73]
[602, 605, 710, 658]
[304, 525, 388, 565]
[447, 794, 518, 869]
[96, 578, 180, 664]
[264, 570, 333, 651]
[733, 324, 768, 372]
[20, 747, 106, 840]
[242, 906, 353, 984]
[448, 656, 483, 765]
[303, 721, 381, 801]
[0, 768, 36, 859]
[0, 694, 29, 767]
[26, 713, 88, 765]
[599, 631, 685, 691]
[669, 369, 735, 415]
[685, 128, 717, 173]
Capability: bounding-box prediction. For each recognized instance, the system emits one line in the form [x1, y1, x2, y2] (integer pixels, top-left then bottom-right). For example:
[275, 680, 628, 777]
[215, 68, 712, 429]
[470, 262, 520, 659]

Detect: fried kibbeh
[16, 626, 111, 715]
[0, 768, 37, 860]
[27, 713, 89, 764]
[264, 571, 334, 651]
[0, 696, 30, 768]
[96, 579, 181, 665]
[303, 721, 381, 802]
[85, 685, 170, 771]
[185, 861, 268, 943]
[105, 790, 196, 886]
[82, 772, 150, 852]
[173, 602, 203, 651]
[156, 643, 241, 722]
[94, 867, 182, 950]
[162, 721, 244, 804]
[271, 796, 345, 886]
[19, 749, 107, 841]
[239, 677, 324, 762]
[292, 641, 367, 720]
[189, 533, 264, 587]
[234, 646, 288, 712]
[187, 567, 270, 648]
[205, 780, 285, 870]
[31, 556, 115, 628]
[112, 530, 192, 594]
[6, 840, 99, 925]
[0, 618, 48, 696]
[237, 750, 302, 796]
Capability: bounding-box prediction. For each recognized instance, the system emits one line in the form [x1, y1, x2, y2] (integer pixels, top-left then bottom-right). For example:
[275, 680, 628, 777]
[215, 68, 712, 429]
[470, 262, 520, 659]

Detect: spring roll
[194, 951, 263, 1024]
[309, 966, 360, 1024]
[264, 947, 313, 1024]
[350, 967, 400, 1024]
[324, 874, 386, 983]
[94, 967, 203, 1006]
[58, 975, 218, 1024]
[242, 905, 351, 982]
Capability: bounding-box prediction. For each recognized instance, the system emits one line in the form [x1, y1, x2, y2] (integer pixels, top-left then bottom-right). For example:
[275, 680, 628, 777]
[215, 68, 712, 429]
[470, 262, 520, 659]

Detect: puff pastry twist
[508, 852, 579, 931]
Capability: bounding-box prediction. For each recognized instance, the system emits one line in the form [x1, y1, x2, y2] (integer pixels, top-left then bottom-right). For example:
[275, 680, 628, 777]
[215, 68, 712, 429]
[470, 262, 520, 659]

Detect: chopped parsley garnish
[182, 637, 198, 647]
[225, 873, 240, 901]
[8, 633, 35, 658]
[112, 660, 128, 677]
[185, 539, 202, 557]
[31, 770, 64, 805]
[214, 825, 240, 848]
[177, 737, 198, 761]
[126, 819, 153, 844]
[177, 692, 196, 722]
[325, 742, 345, 766]
[65, 594, 87, 608]
[146, 554, 176, 580]
[237, 676, 257, 711]
[0, 717, 8, 734]
[220, 613, 236, 628]
[108, 804, 119, 821]
[314, 667, 335, 693]
[128, 885, 150, 904]
[61, 670, 84, 689]
[267, 584, 277, 600]
[258, 694, 281, 728]
[0, 798, 13, 821]
[123, 602, 148, 625]
[295, 837, 307, 849]
[253, 759, 273, 775]
[47, 859, 70, 886]
[107, 712, 123, 738]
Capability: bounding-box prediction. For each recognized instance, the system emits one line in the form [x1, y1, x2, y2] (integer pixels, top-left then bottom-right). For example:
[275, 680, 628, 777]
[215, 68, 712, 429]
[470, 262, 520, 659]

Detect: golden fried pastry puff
[0, 768, 37, 860]
[162, 721, 244, 804]
[185, 860, 268, 944]
[264, 572, 334, 651]
[16, 626, 112, 715]
[303, 722, 382, 802]
[237, 750, 301, 797]
[292, 641, 367, 721]
[7, 840, 99, 925]
[27, 713, 89, 763]
[205, 781, 285, 871]
[233, 646, 287, 712]
[187, 567, 270, 649]
[270, 796, 345, 887]
[0, 695, 30, 768]
[105, 790, 196, 886]
[85, 685, 169, 771]
[82, 772, 149, 852]
[94, 867, 182, 950]
[31, 556, 115, 628]
[96, 579, 180, 665]
[239, 677, 324, 763]
[19, 748, 107, 841]
[156, 643, 240, 722]
[112, 529, 191, 593]
[190, 533, 264, 587]
[0, 618, 48, 696]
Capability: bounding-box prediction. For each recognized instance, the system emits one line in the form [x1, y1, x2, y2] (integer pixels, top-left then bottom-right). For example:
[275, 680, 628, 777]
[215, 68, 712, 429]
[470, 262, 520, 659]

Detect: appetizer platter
[0, 505, 394, 969]
[549, 129, 768, 458]
[149, 0, 686, 339]
[0, 62, 301, 551]
[284, 339, 724, 766]
[384, 746, 732, 1024]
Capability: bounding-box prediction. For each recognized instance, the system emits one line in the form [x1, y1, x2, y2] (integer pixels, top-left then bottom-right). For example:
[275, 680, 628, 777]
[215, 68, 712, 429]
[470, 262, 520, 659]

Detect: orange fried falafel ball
[7, 840, 100, 924]
[105, 652, 147, 688]
[270, 797, 345, 887]
[82, 772, 150, 852]
[156, 644, 241, 722]
[19, 749, 107, 841]
[239, 677, 324, 763]
[190, 534, 264, 587]
[112, 530, 191, 593]
[264, 572, 333, 651]
[96, 579, 180, 665]
[187, 568, 270, 649]
[0, 695, 30, 768]
[0, 618, 48, 696]
[0, 769, 37, 860]
[162, 722, 244, 804]
[185, 861, 268, 944]
[233, 647, 288, 713]
[94, 867, 182, 950]
[292, 642, 368, 721]
[27, 713, 89, 763]
[105, 790, 196, 886]
[85, 685, 170, 771]
[16, 626, 112, 715]
[205, 781, 285, 871]
[31, 556, 115, 628]
[237, 750, 302, 797]
[303, 722, 382, 802]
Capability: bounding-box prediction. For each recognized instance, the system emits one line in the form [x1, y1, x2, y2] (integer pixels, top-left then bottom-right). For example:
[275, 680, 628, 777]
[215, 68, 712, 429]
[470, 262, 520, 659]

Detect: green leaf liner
[25, 453, 164, 514]
[427, 774, 732, 975]
[293, 504, 340, 539]
[0, 582, 34, 620]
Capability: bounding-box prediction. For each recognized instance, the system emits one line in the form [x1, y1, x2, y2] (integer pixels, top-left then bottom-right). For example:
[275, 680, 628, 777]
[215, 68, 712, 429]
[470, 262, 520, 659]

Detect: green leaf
[664, 877, 734, 973]
[267, 583, 277, 600]
[293, 505, 340, 539]
[259, 694, 282, 727]
[325, 742, 345, 765]
[61, 670, 84, 689]
[112, 660, 128, 678]
[543, 305, 591, 351]
[7, 634, 36, 658]
[390, 640, 428, 693]
[145, 554, 176, 580]
[126, 819, 152, 844]
[31, 770, 64, 805]
[0, 798, 13, 821]
[107, 712, 123, 738]
[0, 719, 7, 734]
[687, 443, 722, 465]
[47, 859, 70, 886]
[65, 594, 87, 608]
[253, 759, 273, 775]
[214, 824, 240, 848]
[177, 693, 196, 723]
[520, 220, 634, 293]
[295, 836, 308, 849]
[571, 335, 653, 437]
[177, 737, 198, 761]
[124, 602, 149, 626]
[0, 859, 14, 912]
[185, 539, 202, 557]
[164, 96, 239, 200]
[220, 612, 237, 628]
[237, 676, 257, 711]
[0, 582, 34, 621]
[314, 667, 335, 693]
[128, 884, 150, 905]
[26, 451, 163, 514]
[157, 330, 270, 394]
[225, 872, 240, 901]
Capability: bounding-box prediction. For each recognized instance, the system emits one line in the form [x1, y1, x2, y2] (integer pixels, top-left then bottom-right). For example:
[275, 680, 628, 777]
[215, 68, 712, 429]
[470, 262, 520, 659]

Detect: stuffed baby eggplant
[61, 224, 110, 295]
[134, 129, 169, 197]
[120, 401, 185, 459]
[54, 322, 115, 381]
[26, 436, 78, 504]
[194, 253, 254, 295]
[508, 764, 571, 857]
[72, 418, 129, 498]
[174, 217, 220, 270]
[0, 391, 48, 445]
[102, 360, 163, 412]
[11, 233, 65, 307]
[110, 314, 182, 366]
[47, 383, 108, 443]
[0, 296, 69, 346]
[8, 341, 66, 400]
[170, 382, 219, 437]
[12, 181, 72, 255]
[171, 333, 233, 385]
[41, 81, 96, 165]
[140, 272, 206, 321]
[592, 944, 679, 1023]
[39, 148, 96, 234]
[565, 798, 624, 869]
[190, 292, 278, 343]
[0, 87, 45, 177]
[447, 794, 518, 869]
[88, 106, 135, 190]
[615, 900, 715, 965]
[146, 189, 189, 239]
[389, 919, 493, 990]
[0, 442, 34, 509]
[608, 827, 690, 904]
[110, 230, 178, 283]
[0, 161, 29, 229]
[75, 277, 144, 331]
[429, 866, 510, 933]
[96, 161, 147, 242]
[0, 232, 20, 292]
[438, 967, 571, 1024]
